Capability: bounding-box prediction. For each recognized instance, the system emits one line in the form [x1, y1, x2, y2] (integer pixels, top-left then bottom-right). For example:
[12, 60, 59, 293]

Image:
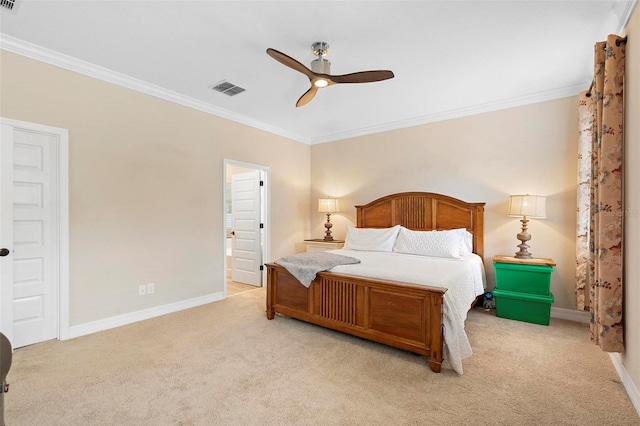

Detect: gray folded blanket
[274, 252, 361, 287]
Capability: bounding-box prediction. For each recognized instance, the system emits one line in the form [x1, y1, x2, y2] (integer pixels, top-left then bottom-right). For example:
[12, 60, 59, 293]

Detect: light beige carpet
[5, 287, 639, 425]
[227, 281, 259, 296]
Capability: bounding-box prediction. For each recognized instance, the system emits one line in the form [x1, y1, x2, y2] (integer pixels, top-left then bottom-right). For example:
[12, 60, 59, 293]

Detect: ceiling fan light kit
[267, 41, 394, 107]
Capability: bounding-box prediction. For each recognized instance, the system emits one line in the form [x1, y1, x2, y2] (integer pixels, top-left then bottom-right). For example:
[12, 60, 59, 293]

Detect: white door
[0, 122, 62, 348]
[231, 170, 262, 286]
[0, 125, 14, 345]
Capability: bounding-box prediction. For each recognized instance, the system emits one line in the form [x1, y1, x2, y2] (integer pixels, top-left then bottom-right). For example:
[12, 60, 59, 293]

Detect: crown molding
[0, 34, 311, 145]
[0, 32, 602, 147]
[310, 0, 637, 146]
[608, 0, 638, 35]
[309, 82, 588, 145]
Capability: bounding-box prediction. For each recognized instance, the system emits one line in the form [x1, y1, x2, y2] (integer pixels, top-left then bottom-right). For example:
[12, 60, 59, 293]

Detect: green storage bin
[493, 288, 554, 326]
[494, 262, 553, 295]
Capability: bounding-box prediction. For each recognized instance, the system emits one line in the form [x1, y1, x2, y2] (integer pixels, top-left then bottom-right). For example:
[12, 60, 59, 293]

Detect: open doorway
[223, 160, 269, 297]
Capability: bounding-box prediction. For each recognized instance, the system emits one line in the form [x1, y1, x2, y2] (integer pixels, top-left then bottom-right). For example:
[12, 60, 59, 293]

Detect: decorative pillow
[343, 225, 401, 252]
[393, 227, 464, 259]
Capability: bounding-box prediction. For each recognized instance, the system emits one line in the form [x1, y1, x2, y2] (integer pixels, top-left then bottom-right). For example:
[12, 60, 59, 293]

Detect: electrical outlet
[147, 283, 155, 294]
[138, 284, 146, 296]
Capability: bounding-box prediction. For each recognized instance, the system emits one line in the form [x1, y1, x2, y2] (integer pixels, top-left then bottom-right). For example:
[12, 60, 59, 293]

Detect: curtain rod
[615, 36, 628, 46]
[585, 36, 628, 97]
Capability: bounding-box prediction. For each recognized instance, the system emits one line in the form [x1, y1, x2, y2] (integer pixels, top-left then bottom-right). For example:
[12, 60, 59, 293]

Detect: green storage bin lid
[493, 262, 553, 273]
[493, 288, 554, 303]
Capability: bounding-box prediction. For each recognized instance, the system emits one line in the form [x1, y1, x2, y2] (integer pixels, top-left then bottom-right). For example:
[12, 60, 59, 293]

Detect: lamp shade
[507, 195, 547, 218]
[318, 198, 339, 213]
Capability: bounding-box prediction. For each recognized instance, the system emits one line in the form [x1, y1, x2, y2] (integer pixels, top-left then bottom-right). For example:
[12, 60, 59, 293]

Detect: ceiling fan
[266, 41, 395, 107]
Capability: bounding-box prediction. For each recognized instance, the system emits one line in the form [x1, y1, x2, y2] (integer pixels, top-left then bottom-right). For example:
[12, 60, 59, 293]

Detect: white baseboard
[550, 311, 640, 416]
[550, 306, 590, 323]
[609, 353, 640, 417]
[67, 292, 224, 339]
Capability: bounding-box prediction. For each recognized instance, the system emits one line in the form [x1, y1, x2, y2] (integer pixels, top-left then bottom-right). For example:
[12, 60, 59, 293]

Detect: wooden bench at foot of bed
[266, 263, 447, 373]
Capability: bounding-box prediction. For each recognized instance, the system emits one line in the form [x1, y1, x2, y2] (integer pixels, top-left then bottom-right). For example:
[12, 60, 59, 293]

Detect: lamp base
[323, 213, 334, 241]
[514, 217, 533, 259]
[514, 245, 533, 259]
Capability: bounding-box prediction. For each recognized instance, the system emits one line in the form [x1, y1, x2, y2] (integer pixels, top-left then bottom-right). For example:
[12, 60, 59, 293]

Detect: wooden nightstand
[303, 239, 345, 253]
[492, 256, 556, 325]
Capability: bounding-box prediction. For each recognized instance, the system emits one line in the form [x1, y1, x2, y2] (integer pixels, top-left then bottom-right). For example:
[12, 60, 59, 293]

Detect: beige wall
[0, 51, 310, 326]
[311, 97, 578, 310]
[622, 3, 640, 403]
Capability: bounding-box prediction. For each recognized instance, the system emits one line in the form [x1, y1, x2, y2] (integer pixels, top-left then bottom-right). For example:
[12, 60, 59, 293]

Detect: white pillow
[393, 227, 464, 259]
[344, 225, 401, 252]
[451, 228, 473, 253]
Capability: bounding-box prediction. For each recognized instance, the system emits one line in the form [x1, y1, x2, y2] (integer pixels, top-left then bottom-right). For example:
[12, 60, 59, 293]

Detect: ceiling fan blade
[266, 48, 315, 79]
[296, 86, 319, 107]
[329, 70, 395, 84]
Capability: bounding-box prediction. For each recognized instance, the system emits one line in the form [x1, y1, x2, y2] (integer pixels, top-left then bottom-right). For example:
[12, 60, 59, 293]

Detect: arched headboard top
[355, 192, 485, 259]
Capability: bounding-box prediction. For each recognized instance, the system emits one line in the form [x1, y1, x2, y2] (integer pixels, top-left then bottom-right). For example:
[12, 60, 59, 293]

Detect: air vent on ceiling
[210, 80, 246, 97]
[0, 0, 17, 11]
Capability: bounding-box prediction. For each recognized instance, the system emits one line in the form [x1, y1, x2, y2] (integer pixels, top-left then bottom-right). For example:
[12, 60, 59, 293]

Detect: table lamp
[318, 198, 339, 241]
[507, 194, 546, 259]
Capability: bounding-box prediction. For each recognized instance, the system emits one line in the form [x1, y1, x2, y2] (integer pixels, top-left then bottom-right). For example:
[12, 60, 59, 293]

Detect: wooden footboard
[266, 263, 447, 373]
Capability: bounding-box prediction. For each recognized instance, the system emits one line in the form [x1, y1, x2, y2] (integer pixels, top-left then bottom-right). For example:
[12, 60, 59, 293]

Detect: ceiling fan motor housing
[311, 58, 331, 74]
[311, 41, 331, 74]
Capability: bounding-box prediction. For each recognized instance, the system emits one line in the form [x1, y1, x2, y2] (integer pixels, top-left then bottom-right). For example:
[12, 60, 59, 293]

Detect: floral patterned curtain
[576, 34, 625, 352]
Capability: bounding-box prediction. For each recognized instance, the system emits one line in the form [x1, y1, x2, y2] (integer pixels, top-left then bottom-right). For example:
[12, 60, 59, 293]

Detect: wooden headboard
[355, 192, 486, 259]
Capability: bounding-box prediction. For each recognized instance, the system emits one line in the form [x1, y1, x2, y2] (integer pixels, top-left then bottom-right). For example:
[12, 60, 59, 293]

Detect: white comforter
[327, 249, 486, 374]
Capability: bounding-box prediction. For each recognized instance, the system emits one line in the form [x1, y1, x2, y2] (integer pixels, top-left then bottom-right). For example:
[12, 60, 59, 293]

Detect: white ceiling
[0, 1, 635, 144]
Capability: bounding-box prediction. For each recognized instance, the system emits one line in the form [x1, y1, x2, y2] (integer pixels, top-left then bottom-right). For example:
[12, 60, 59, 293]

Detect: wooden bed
[265, 192, 485, 373]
